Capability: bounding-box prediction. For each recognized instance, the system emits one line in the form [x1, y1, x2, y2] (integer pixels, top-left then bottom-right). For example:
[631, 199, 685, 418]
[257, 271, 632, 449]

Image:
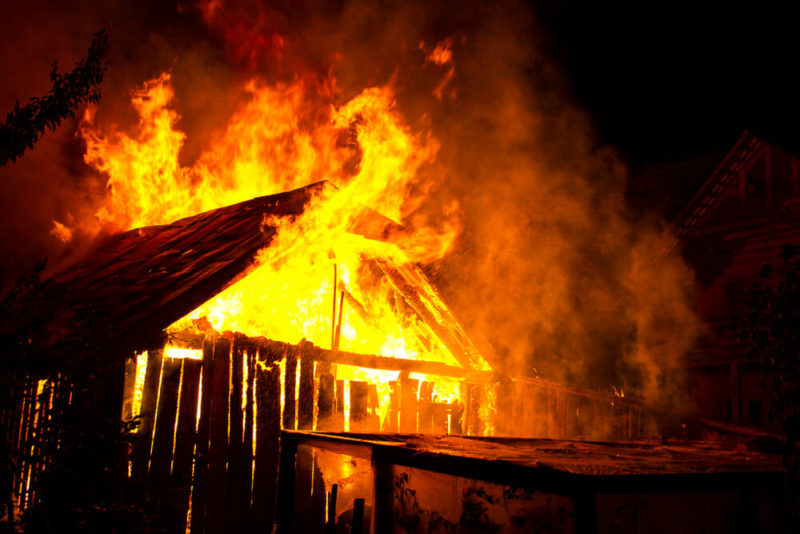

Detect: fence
[3, 330, 647, 532]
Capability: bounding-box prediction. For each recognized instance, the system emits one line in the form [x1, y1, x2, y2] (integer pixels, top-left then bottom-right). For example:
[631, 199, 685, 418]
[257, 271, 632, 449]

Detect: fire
[50, 220, 73, 243]
[82, 68, 476, 430]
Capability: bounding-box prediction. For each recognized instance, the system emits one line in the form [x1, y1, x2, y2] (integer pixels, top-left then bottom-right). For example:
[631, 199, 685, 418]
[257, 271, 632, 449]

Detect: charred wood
[171, 358, 201, 534]
[149, 358, 181, 491]
[252, 342, 281, 534]
[207, 337, 230, 534]
[189, 334, 215, 534]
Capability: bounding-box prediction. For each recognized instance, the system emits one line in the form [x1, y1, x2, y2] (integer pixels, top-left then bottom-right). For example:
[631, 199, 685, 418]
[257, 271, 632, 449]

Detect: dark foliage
[734, 243, 800, 519]
[0, 29, 108, 166]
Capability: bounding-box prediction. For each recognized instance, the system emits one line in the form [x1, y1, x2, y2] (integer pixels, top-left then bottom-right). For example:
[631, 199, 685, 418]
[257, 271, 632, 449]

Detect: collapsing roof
[39, 183, 321, 352]
[39, 182, 489, 370]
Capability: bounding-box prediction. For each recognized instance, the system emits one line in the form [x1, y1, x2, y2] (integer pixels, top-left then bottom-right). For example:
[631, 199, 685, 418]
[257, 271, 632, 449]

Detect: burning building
[3, 173, 663, 530]
[0, 1, 793, 532]
[2, 161, 787, 532]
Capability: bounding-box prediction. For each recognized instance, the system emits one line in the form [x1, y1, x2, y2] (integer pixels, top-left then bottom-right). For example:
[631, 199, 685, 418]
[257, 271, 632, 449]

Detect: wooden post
[432, 402, 448, 434]
[325, 483, 338, 533]
[335, 379, 345, 431]
[252, 344, 282, 534]
[532, 388, 547, 438]
[352, 498, 365, 534]
[310, 458, 327, 531]
[333, 292, 344, 352]
[16, 379, 35, 509]
[28, 380, 51, 508]
[368, 385, 380, 431]
[495, 378, 513, 436]
[294, 445, 315, 532]
[190, 335, 215, 534]
[399, 377, 419, 433]
[418, 382, 433, 433]
[385, 380, 398, 432]
[18, 380, 33, 510]
[149, 357, 182, 490]
[317, 373, 335, 431]
[275, 435, 298, 534]
[121, 357, 138, 422]
[450, 402, 464, 435]
[227, 336, 246, 532]
[466, 384, 480, 436]
[242, 344, 256, 526]
[132, 346, 163, 483]
[298, 351, 314, 430]
[332, 263, 338, 350]
[283, 347, 297, 430]
[171, 358, 201, 534]
[207, 337, 231, 534]
[349, 381, 369, 432]
[547, 389, 556, 439]
[7, 374, 25, 515]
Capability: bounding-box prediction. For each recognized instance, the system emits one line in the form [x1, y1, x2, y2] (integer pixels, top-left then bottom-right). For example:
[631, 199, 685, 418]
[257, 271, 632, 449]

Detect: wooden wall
[3, 331, 647, 532]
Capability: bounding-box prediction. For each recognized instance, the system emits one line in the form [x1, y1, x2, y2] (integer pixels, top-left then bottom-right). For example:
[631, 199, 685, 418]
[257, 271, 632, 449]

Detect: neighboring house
[674, 131, 800, 431]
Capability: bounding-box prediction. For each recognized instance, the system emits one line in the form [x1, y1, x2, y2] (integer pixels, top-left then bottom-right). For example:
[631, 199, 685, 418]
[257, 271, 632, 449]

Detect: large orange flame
[81, 70, 474, 428]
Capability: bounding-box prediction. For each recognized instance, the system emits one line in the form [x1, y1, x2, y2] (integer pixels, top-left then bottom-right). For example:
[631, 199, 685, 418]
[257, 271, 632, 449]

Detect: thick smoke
[241, 0, 700, 408]
[0, 0, 698, 409]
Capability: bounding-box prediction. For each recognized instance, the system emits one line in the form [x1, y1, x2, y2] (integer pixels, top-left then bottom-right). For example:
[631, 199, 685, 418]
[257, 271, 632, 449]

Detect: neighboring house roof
[670, 131, 800, 287]
[673, 131, 767, 241]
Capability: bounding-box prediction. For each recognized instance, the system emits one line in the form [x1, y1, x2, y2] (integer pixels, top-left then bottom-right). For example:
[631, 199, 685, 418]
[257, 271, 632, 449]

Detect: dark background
[1, 1, 798, 275]
[537, 2, 799, 166]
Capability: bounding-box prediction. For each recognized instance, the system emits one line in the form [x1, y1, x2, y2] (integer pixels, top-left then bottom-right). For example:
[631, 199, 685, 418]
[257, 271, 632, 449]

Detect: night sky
[536, 2, 799, 168]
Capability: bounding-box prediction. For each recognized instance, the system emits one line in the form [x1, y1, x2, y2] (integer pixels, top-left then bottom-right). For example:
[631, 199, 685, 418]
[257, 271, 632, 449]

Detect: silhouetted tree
[0, 29, 108, 166]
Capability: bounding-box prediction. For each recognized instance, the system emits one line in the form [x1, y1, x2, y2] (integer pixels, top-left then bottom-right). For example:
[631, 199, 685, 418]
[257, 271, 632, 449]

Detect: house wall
[683, 143, 800, 431]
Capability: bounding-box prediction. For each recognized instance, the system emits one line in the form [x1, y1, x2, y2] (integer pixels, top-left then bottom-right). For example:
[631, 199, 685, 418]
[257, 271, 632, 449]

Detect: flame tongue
[82, 71, 469, 376]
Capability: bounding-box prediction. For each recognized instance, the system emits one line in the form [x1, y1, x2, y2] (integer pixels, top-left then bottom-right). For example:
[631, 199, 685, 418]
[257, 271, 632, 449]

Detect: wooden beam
[261, 338, 481, 380]
[372, 258, 489, 370]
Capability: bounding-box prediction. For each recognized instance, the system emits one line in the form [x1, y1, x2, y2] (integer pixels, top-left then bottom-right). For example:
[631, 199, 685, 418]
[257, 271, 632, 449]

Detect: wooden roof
[672, 131, 767, 241]
[41, 183, 321, 352]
